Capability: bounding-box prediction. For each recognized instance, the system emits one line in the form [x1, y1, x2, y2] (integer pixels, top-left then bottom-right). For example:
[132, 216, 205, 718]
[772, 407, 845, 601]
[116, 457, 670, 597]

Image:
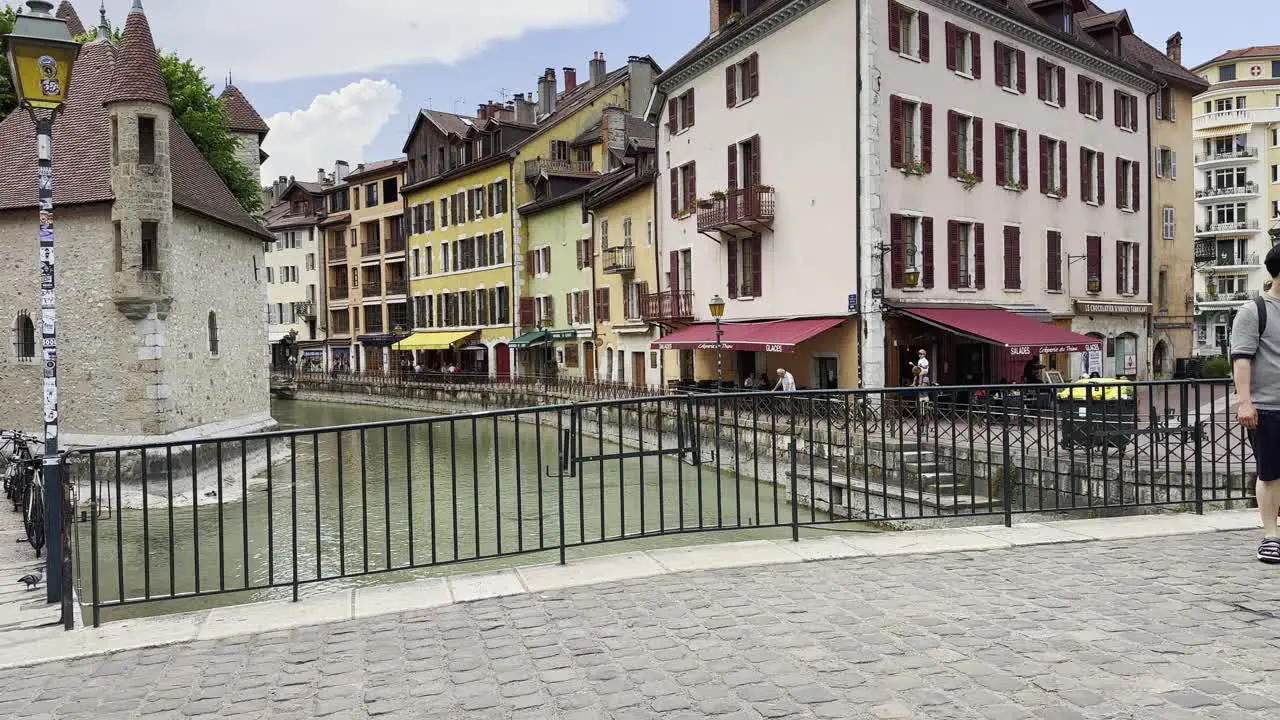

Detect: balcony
[361, 242, 382, 257]
[601, 246, 635, 274]
[327, 244, 347, 263]
[1195, 220, 1261, 236]
[524, 158, 596, 181]
[384, 279, 407, 296]
[640, 291, 694, 325]
[362, 282, 383, 298]
[1194, 148, 1258, 167]
[1195, 182, 1260, 201]
[697, 187, 776, 236]
[113, 269, 172, 320]
[386, 224, 407, 254]
[1194, 107, 1280, 131]
[1196, 290, 1255, 309]
[329, 284, 350, 301]
[292, 301, 316, 319]
[1196, 252, 1262, 272]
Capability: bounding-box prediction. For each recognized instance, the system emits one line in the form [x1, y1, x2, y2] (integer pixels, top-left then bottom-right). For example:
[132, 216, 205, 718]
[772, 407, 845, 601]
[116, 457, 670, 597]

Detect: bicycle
[20, 458, 44, 555]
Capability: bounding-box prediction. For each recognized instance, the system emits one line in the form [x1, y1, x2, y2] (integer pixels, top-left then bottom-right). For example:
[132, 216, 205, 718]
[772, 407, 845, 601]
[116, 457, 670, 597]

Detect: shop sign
[1074, 301, 1149, 315]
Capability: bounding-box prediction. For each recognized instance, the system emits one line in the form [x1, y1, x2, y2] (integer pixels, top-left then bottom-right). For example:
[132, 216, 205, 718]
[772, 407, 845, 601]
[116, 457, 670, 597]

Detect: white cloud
[260, 79, 403, 183]
[118, 0, 629, 83]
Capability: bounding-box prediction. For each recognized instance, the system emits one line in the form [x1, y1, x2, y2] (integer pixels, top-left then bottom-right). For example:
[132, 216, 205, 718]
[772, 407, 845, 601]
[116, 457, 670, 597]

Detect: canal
[83, 399, 841, 620]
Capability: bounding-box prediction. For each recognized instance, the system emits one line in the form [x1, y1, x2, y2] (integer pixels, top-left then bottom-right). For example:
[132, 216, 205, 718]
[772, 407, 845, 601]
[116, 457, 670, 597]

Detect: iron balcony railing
[69, 378, 1254, 626]
[601, 245, 635, 274]
[640, 290, 694, 323]
[524, 158, 596, 181]
[1193, 148, 1258, 163]
[361, 242, 382, 256]
[327, 245, 347, 263]
[1195, 182, 1259, 198]
[386, 227, 407, 254]
[697, 187, 776, 233]
[362, 282, 382, 298]
[1196, 220, 1260, 234]
[384, 280, 407, 296]
[329, 284, 349, 301]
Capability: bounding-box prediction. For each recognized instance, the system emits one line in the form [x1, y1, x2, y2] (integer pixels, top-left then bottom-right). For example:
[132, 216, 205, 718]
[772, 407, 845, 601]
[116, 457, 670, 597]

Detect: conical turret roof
[105, 0, 171, 107]
[55, 1, 86, 37]
[220, 84, 270, 137]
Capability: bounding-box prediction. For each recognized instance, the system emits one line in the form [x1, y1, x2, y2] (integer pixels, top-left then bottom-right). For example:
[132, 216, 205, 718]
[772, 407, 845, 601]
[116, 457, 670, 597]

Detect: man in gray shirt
[1230, 243, 1280, 563]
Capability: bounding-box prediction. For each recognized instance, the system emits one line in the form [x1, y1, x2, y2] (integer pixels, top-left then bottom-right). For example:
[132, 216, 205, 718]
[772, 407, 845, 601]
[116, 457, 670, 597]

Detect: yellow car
[1056, 377, 1135, 401]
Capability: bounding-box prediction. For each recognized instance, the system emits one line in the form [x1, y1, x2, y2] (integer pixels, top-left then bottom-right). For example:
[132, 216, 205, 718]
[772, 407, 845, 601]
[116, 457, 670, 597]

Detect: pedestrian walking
[1230, 243, 1280, 564]
[774, 368, 796, 392]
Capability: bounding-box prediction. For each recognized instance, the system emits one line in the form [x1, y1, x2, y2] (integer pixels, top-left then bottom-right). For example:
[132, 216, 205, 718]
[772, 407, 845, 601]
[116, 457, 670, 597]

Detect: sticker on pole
[41, 308, 55, 336]
[42, 348, 56, 379]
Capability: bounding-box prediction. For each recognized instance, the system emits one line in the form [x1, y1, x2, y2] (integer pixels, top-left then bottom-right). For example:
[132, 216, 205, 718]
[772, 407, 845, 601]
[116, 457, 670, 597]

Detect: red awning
[652, 318, 844, 353]
[903, 307, 1102, 357]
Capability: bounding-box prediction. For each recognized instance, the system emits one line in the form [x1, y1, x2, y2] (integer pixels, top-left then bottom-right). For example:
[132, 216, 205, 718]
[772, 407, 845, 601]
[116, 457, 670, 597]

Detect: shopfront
[391, 330, 480, 373]
[1071, 301, 1151, 380]
[511, 330, 553, 378]
[653, 317, 858, 389]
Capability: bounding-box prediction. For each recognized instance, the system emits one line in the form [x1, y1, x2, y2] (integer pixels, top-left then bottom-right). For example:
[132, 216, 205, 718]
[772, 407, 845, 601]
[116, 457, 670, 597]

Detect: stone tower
[104, 0, 176, 432]
[219, 81, 270, 187]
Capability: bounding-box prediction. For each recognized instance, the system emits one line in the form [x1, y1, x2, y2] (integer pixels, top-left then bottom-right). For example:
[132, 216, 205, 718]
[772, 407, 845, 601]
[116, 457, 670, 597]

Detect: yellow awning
[392, 331, 478, 351]
[1198, 124, 1250, 137]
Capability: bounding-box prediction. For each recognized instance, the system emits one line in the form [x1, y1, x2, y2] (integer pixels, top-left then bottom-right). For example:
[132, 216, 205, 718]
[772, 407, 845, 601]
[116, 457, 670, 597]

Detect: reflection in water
[85, 400, 836, 620]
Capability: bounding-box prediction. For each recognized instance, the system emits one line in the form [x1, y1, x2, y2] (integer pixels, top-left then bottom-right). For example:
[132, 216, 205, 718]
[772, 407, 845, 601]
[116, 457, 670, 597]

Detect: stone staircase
[897, 443, 969, 496]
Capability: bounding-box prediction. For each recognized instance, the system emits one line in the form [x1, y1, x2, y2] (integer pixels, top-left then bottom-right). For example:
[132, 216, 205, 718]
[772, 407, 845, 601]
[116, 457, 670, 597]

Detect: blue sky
[80, 0, 1280, 182]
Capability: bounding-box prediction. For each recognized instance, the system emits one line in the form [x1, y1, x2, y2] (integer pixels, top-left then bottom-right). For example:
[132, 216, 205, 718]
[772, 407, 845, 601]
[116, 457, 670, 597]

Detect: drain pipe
[1146, 82, 1160, 379]
[854, 0, 864, 388]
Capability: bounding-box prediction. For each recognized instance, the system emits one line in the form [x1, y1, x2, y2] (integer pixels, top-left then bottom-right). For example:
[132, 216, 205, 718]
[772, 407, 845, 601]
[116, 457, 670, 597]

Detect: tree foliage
[0, 6, 17, 118]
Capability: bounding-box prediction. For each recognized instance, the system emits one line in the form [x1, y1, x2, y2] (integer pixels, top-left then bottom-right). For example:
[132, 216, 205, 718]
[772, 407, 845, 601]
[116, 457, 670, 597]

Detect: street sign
[847, 293, 858, 312]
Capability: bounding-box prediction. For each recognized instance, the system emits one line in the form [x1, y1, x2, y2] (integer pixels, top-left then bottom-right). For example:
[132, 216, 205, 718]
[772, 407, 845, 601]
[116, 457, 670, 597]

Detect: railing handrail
[697, 186, 777, 231]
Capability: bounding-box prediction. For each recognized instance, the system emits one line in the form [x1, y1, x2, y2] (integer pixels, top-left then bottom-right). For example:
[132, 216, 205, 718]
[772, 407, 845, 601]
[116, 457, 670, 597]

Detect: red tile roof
[1195, 46, 1280, 70]
[106, 3, 170, 107]
[55, 1, 86, 38]
[219, 85, 269, 137]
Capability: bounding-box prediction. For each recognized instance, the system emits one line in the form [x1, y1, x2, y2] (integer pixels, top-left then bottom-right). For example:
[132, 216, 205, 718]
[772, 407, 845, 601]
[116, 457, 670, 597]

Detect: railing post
[1001, 399, 1013, 528]
[60, 453, 74, 630]
[790, 405, 800, 542]
[1193, 381, 1204, 514]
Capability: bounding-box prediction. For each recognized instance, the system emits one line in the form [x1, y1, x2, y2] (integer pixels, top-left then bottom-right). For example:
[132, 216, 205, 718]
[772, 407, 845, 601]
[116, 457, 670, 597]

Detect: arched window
[207, 311, 219, 357]
[13, 311, 35, 362]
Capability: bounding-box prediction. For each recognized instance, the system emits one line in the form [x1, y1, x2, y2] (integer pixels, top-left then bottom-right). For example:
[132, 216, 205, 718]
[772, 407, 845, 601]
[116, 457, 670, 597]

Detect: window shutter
[686, 91, 696, 126]
[750, 236, 763, 296]
[1097, 152, 1105, 205]
[888, 0, 901, 53]
[922, 216, 934, 288]
[1113, 90, 1121, 127]
[890, 214, 905, 289]
[1038, 135, 1049, 195]
[1057, 68, 1065, 107]
[945, 22, 957, 71]
[993, 42, 1004, 85]
[565, 293, 573, 324]
[974, 223, 986, 289]
[1115, 241, 1123, 294]
[576, 237, 583, 269]
[669, 169, 679, 217]
[726, 65, 737, 107]
[890, 96, 904, 168]
[669, 251, 680, 295]
[921, 103, 933, 172]
[947, 111, 959, 177]
[1016, 50, 1027, 93]
[1087, 235, 1101, 287]
[520, 297, 534, 326]
[1114, 156, 1122, 209]
[524, 250, 533, 273]
[728, 143, 739, 189]
[1018, 129, 1028, 186]
[1037, 58, 1046, 100]
[1132, 161, 1140, 211]
[973, 117, 984, 181]
[1078, 75, 1087, 114]
[546, 296, 554, 326]
[748, 53, 760, 97]
[995, 125, 1007, 186]
[1080, 147, 1089, 199]
[1095, 83, 1104, 122]
[603, 288, 611, 320]
[918, 12, 930, 62]
[686, 163, 697, 211]
[750, 135, 762, 186]
[546, 247, 551, 273]
[1170, 151, 1177, 179]
[947, 221, 960, 289]
[727, 239, 739, 298]
[1133, 244, 1141, 296]
[1047, 230, 1062, 291]
[971, 31, 981, 78]
[1009, 226, 1022, 289]
[1058, 141, 1067, 199]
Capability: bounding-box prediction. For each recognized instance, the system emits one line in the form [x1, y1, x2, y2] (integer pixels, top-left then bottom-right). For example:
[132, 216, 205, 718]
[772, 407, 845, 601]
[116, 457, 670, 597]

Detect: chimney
[317, 168, 328, 184]
[1166, 32, 1183, 65]
[589, 52, 607, 86]
[513, 93, 536, 124]
[537, 67, 557, 118]
[477, 103, 489, 122]
[334, 160, 350, 184]
[564, 67, 577, 92]
[627, 56, 653, 118]
[709, 0, 723, 33]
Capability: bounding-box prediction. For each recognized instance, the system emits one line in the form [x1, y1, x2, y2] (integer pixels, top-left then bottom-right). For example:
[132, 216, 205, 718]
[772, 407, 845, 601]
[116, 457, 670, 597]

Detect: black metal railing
[297, 369, 663, 402]
[71, 379, 1255, 625]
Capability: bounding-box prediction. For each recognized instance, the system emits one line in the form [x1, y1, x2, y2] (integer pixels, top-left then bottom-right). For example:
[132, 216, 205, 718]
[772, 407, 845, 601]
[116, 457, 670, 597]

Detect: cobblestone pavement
[2, 530, 1280, 719]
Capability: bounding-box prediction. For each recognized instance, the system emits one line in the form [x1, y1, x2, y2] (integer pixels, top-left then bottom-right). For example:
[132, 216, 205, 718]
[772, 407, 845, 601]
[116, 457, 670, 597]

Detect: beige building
[0, 2, 272, 444]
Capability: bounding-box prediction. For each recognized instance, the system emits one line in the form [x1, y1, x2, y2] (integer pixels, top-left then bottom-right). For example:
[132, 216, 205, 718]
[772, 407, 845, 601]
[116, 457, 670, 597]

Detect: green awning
[510, 330, 551, 348]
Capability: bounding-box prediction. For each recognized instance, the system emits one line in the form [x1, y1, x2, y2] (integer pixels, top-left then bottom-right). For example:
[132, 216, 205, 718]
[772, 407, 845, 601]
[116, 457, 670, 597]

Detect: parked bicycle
[2, 431, 45, 554]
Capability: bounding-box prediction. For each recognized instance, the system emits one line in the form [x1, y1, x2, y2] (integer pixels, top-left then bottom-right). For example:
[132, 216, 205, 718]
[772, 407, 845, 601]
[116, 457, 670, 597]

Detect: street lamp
[709, 294, 726, 387]
[5, 0, 80, 606]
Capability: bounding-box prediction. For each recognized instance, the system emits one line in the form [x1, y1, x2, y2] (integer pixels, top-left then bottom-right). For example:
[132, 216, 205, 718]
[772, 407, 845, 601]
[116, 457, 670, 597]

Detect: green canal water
[82, 399, 846, 621]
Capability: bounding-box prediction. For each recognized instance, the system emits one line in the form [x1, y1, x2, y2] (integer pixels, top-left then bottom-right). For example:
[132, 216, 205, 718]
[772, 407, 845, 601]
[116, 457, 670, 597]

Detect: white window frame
[1155, 147, 1176, 179]
[1045, 138, 1063, 196]
[1118, 242, 1137, 295]
[1045, 64, 1065, 106]
[1082, 78, 1101, 119]
[898, 5, 918, 59]
[998, 47, 1017, 91]
[1272, 164, 1279, 184]
[900, 213, 923, 279]
[622, 216, 633, 247]
[954, 28, 973, 76]
[956, 221, 976, 289]
[1118, 158, 1138, 211]
[1118, 94, 1137, 132]
[901, 98, 923, 165]
[1214, 167, 1247, 189]
[955, 112, 975, 175]
[1083, 148, 1100, 204]
[1162, 206, 1175, 240]
[1000, 126, 1022, 187]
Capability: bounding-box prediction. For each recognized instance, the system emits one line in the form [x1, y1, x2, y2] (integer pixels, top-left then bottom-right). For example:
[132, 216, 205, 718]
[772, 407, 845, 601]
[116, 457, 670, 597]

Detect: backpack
[1258, 295, 1269, 337]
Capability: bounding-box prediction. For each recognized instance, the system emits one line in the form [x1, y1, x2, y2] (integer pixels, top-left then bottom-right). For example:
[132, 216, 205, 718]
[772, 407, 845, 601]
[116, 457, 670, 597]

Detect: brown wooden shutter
[973, 117, 984, 181]
[995, 124, 1006, 185]
[546, 296, 554, 325]
[1133, 244, 1140, 296]
[727, 239, 739, 298]
[1114, 156, 1123, 208]
[947, 111, 959, 177]
[1132, 161, 1140, 211]
[993, 42, 1004, 86]
[1016, 50, 1026, 93]
[921, 103, 933, 172]
[1115, 241, 1123, 294]
[918, 12, 930, 62]
[1018, 129, 1028, 186]
[945, 22, 957, 70]
[1097, 152, 1105, 205]
[1057, 68, 1066, 108]
[566, 293, 574, 324]
[669, 251, 680, 295]
[1005, 226, 1021, 289]
[1038, 135, 1049, 194]
[1080, 147, 1089, 199]
[1078, 76, 1087, 114]
[687, 162, 696, 210]
[728, 143, 739, 189]
[974, 223, 986, 289]
[1037, 58, 1046, 100]
[602, 288, 610, 319]
[747, 53, 760, 97]
[1087, 235, 1101, 290]
[726, 65, 737, 107]
[687, 90, 696, 126]
[576, 237, 583, 269]
[1058, 141, 1067, 199]
[1113, 90, 1121, 127]
[889, 96, 904, 169]
[750, 135, 762, 185]
[750, 236, 763, 296]
[890, 214, 905, 289]
[669, 169, 678, 217]
[1095, 83, 1104, 122]
[947, 221, 960, 288]
[520, 297, 534, 326]
[971, 31, 981, 78]
[888, 0, 901, 53]
[1047, 230, 1062, 291]
[922, 217, 934, 288]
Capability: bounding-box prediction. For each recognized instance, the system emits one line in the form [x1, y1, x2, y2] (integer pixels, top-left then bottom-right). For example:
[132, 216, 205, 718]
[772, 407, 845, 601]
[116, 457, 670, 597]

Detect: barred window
[13, 311, 34, 361]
